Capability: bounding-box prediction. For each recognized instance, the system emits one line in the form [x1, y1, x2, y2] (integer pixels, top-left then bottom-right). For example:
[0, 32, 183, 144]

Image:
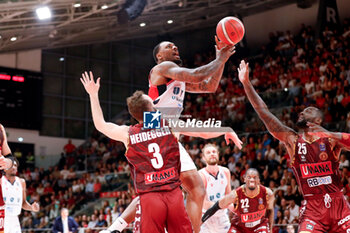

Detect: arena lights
[101, 4, 108, 9]
[140, 22, 146, 27]
[18, 137, 24, 142]
[59, 57, 65, 62]
[73, 3, 81, 8]
[10, 37, 17, 42]
[36, 6, 52, 20]
[167, 19, 173, 24]
[0, 74, 25, 82]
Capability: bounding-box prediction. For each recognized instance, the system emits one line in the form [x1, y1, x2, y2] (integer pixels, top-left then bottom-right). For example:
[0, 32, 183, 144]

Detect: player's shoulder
[264, 186, 274, 196]
[219, 166, 230, 173]
[153, 61, 178, 71]
[198, 168, 206, 175]
[19, 178, 26, 185]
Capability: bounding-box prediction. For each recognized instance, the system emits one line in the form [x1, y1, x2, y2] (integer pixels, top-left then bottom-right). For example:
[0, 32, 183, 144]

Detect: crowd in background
[15, 18, 350, 233]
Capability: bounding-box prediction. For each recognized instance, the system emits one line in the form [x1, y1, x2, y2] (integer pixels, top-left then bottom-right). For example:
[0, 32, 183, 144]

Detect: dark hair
[126, 91, 153, 121]
[153, 42, 162, 63]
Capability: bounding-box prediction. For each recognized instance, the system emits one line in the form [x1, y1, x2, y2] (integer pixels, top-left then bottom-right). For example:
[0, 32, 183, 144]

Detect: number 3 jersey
[125, 123, 181, 194]
[291, 136, 342, 197]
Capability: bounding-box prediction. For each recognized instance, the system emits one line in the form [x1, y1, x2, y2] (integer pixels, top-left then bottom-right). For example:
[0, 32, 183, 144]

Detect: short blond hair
[202, 143, 219, 155]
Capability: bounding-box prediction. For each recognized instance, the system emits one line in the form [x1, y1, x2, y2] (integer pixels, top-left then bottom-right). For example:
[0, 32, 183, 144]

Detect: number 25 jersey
[291, 136, 342, 197]
[125, 123, 181, 194]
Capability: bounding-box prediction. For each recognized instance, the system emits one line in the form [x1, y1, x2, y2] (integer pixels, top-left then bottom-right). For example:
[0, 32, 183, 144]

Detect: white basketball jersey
[199, 166, 229, 218]
[200, 166, 228, 203]
[2, 176, 23, 216]
[149, 80, 186, 118]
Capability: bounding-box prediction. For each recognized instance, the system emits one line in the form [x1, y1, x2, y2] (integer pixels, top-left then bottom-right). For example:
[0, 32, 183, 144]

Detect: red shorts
[229, 218, 270, 233]
[299, 192, 350, 233]
[134, 187, 192, 233]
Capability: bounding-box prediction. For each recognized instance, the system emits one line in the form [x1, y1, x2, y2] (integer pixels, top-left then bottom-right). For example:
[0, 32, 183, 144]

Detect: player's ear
[156, 53, 162, 62]
[314, 117, 322, 125]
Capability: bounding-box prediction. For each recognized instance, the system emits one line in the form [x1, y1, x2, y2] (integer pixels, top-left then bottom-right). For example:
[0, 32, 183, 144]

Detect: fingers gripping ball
[216, 16, 245, 45]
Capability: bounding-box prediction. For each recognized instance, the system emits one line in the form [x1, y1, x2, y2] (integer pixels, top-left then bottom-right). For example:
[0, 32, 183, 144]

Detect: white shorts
[5, 215, 21, 233]
[200, 211, 230, 233]
[178, 142, 196, 172]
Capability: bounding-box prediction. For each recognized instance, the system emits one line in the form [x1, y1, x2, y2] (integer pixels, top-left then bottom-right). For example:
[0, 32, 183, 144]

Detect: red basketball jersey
[291, 135, 342, 197]
[234, 185, 268, 228]
[125, 123, 181, 194]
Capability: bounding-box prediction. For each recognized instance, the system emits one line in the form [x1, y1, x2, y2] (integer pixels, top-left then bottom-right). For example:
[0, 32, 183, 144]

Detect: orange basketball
[216, 16, 245, 45]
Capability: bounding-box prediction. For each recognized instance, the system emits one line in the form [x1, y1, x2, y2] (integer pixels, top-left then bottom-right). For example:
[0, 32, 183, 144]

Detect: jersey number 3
[148, 143, 164, 169]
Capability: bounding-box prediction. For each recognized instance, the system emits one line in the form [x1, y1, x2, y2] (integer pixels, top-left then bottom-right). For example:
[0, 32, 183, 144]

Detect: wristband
[202, 201, 221, 223]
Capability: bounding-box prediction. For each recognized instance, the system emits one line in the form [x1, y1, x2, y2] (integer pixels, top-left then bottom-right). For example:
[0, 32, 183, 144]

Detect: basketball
[216, 16, 245, 45]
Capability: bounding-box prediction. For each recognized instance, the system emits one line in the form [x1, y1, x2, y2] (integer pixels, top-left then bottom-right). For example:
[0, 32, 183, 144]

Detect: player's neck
[5, 175, 15, 184]
[302, 131, 319, 142]
[205, 164, 219, 175]
[244, 185, 259, 197]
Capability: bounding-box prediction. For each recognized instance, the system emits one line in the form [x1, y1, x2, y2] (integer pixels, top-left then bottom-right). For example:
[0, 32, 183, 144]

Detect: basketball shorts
[299, 192, 350, 233]
[200, 210, 230, 233]
[178, 142, 196, 172]
[229, 218, 270, 233]
[4, 215, 20, 233]
[134, 187, 193, 233]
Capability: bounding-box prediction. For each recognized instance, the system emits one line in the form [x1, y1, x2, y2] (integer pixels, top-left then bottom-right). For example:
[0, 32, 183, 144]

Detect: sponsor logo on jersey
[300, 161, 333, 178]
[209, 195, 214, 201]
[258, 198, 263, 204]
[258, 204, 265, 210]
[241, 209, 266, 223]
[144, 167, 176, 185]
[319, 152, 328, 161]
[301, 155, 306, 162]
[307, 176, 332, 187]
[319, 142, 326, 152]
[143, 111, 161, 129]
[338, 215, 350, 226]
[243, 208, 249, 213]
[216, 193, 221, 199]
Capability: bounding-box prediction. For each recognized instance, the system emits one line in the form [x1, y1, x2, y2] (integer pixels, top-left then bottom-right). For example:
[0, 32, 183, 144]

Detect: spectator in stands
[64, 139, 76, 155]
[52, 208, 79, 233]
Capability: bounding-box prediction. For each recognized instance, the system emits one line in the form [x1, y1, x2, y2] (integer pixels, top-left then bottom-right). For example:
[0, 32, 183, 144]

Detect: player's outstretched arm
[266, 188, 275, 232]
[20, 178, 39, 212]
[81, 72, 128, 144]
[238, 60, 296, 144]
[0, 124, 14, 170]
[153, 44, 235, 84]
[186, 37, 231, 93]
[307, 123, 350, 150]
[178, 127, 243, 149]
[202, 190, 237, 223]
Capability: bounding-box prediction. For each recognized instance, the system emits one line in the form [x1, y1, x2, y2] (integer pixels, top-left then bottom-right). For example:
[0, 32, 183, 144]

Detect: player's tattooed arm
[266, 188, 275, 232]
[186, 36, 231, 93]
[154, 45, 234, 84]
[307, 123, 350, 150]
[238, 60, 297, 146]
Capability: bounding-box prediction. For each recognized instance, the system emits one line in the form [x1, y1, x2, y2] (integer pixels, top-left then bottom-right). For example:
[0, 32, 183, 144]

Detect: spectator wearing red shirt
[64, 139, 76, 155]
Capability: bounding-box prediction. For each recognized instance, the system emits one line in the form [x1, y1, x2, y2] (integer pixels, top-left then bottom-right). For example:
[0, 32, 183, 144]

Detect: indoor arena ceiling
[0, 0, 296, 52]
